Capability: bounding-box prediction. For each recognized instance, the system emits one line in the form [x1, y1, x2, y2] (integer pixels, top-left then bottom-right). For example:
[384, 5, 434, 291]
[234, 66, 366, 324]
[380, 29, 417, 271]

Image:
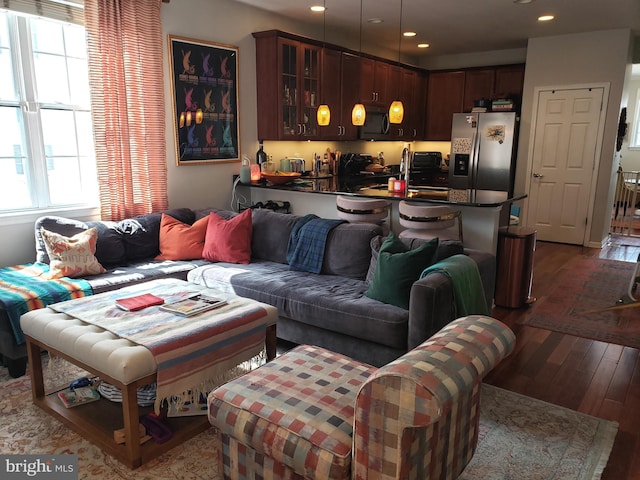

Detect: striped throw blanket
[50, 278, 272, 413]
[0, 264, 92, 344]
[286, 214, 345, 273]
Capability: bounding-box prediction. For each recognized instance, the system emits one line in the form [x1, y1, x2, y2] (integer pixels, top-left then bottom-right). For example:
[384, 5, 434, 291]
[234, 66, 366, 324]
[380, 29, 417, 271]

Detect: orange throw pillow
[202, 209, 252, 264]
[155, 214, 209, 261]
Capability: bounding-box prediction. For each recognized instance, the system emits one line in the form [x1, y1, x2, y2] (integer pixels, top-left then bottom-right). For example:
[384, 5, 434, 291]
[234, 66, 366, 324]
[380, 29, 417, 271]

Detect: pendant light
[317, 0, 331, 126]
[351, 0, 366, 126]
[388, 0, 404, 124]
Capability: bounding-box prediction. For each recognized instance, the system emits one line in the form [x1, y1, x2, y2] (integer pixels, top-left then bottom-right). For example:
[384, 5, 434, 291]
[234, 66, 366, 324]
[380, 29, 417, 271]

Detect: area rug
[0, 359, 617, 479]
[523, 257, 639, 348]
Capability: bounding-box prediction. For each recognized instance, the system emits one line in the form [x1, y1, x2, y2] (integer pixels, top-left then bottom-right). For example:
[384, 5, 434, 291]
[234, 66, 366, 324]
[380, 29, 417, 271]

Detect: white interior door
[526, 87, 604, 244]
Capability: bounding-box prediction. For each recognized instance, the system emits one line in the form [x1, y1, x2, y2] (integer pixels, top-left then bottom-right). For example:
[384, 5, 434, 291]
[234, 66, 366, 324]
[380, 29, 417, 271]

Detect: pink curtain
[84, 0, 168, 221]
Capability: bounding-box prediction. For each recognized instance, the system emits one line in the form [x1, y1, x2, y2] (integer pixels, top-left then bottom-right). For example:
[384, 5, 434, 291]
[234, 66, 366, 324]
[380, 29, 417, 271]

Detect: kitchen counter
[237, 175, 526, 255]
[242, 174, 525, 208]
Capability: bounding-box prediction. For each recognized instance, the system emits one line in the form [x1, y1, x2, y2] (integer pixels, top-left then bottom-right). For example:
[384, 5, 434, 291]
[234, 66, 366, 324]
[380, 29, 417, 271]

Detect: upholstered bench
[208, 315, 516, 480]
[20, 307, 172, 468]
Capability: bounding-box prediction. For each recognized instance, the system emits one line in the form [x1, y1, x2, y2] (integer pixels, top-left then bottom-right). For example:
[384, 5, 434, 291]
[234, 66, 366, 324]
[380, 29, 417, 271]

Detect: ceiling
[232, 0, 640, 60]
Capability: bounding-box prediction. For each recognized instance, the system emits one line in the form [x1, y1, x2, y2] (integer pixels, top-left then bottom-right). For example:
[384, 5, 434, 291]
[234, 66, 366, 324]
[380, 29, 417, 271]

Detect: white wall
[419, 47, 527, 71]
[515, 29, 633, 247]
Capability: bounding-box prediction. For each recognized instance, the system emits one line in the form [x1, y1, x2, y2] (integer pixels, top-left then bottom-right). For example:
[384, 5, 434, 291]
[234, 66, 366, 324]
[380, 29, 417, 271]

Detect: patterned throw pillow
[40, 227, 106, 279]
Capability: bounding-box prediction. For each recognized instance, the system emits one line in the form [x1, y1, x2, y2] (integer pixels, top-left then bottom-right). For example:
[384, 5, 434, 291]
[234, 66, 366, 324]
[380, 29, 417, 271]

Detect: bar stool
[336, 195, 391, 232]
[398, 201, 463, 243]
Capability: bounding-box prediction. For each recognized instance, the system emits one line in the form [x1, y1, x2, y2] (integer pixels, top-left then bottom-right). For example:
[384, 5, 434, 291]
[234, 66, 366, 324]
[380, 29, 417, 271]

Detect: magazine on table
[57, 387, 101, 408]
[160, 293, 227, 317]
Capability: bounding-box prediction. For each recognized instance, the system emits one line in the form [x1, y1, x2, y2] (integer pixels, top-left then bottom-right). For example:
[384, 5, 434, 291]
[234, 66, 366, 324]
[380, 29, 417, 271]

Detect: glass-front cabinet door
[278, 38, 320, 140]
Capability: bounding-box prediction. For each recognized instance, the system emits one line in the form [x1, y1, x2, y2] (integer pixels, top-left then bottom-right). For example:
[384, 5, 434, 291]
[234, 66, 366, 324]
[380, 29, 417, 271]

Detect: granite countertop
[241, 174, 526, 208]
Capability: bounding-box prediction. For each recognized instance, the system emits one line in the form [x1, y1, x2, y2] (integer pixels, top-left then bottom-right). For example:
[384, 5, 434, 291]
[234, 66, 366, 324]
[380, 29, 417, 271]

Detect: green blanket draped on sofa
[421, 254, 490, 317]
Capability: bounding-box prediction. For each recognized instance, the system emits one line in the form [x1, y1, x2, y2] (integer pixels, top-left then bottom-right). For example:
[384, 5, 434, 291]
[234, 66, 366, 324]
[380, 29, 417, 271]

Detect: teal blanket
[420, 254, 489, 317]
[0, 264, 93, 344]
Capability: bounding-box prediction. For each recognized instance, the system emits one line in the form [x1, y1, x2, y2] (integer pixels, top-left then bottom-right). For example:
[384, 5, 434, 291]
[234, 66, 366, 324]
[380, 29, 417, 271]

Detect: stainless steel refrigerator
[449, 112, 518, 203]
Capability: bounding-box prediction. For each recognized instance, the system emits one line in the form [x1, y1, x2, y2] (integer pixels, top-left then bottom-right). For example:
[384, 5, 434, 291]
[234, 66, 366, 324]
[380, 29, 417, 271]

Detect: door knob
[533, 173, 544, 178]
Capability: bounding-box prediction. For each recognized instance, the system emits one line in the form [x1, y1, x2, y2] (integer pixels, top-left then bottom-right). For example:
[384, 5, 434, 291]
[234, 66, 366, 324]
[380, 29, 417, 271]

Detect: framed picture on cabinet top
[168, 35, 240, 165]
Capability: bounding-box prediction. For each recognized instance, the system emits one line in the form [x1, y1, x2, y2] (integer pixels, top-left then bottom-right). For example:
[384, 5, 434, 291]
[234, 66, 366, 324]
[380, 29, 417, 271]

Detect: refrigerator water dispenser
[453, 154, 469, 176]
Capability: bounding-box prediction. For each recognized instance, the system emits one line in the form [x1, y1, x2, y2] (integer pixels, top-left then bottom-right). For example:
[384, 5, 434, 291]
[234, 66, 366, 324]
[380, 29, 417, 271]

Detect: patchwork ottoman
[208, 315, 517, 480]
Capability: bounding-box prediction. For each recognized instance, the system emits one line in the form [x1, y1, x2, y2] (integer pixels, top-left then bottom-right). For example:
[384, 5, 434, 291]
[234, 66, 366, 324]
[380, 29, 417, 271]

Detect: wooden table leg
[25, 338, 45, 399]
[265, 324, 277, 360]
[121, 382, 142, 468]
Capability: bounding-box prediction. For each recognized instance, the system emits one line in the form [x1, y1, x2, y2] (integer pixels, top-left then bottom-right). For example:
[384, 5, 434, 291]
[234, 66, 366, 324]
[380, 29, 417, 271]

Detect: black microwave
[358, 106, 390, 140]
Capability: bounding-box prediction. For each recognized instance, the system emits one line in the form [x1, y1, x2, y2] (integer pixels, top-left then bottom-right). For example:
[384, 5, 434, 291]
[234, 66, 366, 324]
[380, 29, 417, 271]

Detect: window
[0, 9, 97, 214]
[632, 86, 640, 148]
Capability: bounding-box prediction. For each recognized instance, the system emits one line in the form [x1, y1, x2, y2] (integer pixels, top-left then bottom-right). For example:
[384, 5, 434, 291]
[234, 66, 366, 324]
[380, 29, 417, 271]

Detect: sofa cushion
[86, 259, 209, 294]
[194, 207, 237, 221]
[40, 227, 106, 278]
[365, 233, 439, 309]
[203, 209, 252, 264]
[85, 220, 127, 267]
[188, 262, 410, 351]
[117, 208, 195, 262]
[250, 209, 300, 264]
[321, 223, 383, 280]
[155, 214, 209, 261]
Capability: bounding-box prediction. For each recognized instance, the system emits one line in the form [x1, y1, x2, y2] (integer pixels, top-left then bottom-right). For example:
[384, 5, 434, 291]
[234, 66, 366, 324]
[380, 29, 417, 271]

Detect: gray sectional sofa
[0, 207, 215, 377]
[0, 206, 496, 377]
[188, 208, 496, 367]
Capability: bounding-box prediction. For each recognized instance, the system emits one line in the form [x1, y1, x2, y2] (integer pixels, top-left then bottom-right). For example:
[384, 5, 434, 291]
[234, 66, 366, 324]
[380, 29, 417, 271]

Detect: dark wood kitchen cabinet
[425, 64, 525, 141]
[425, 70, 465, 141]
[359, 57, 393, 106]
[494, 64, 526, 102]
[389, 68, 426, 140]
[254, 32, 322, 140]
[463, 68, 495, 113]
[320, 49, 360, 141]
[463, 64, 526, 112]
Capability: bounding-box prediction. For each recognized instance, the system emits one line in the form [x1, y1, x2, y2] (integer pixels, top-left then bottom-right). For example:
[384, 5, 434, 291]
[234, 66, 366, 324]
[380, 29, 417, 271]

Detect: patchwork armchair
[208, 315, 516, 480]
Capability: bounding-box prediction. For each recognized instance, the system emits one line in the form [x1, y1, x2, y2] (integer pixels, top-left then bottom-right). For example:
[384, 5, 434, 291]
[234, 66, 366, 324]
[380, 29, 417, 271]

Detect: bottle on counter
[256, 141, 267, 168]
[388, 177, 396, 191]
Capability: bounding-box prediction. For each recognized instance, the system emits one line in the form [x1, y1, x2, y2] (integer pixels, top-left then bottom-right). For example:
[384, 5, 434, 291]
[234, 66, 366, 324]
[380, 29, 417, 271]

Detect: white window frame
[631, 86, 640, 149]
[0, 7, 99, 223]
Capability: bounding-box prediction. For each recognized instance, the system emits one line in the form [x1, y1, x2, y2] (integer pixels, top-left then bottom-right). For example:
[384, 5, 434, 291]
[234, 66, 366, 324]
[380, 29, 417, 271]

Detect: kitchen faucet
[400, 146, 411, 184]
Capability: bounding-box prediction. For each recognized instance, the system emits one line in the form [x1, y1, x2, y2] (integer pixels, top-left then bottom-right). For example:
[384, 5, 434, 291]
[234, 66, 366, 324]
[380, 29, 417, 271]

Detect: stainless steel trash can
[495, 226, 537, 308]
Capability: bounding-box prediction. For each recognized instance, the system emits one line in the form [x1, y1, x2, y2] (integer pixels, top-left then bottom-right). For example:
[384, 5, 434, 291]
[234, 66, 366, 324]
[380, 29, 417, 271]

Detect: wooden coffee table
[21, 281, 278, 469]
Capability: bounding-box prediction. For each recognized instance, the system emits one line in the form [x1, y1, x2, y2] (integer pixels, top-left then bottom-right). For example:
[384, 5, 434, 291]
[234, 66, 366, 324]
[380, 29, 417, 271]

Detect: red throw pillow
[202, 209, 252, 264]
[155, 214, 209, 261]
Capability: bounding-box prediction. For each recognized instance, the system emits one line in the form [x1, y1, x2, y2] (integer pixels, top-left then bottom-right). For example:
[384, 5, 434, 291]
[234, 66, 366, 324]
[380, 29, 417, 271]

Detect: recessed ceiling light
[538, 14, 555, 22]
[403, 31, 417, 37]
[367, 18, 383, 24]
[513, 0, 534, 4]
[310, 5, 325, 12]
[417, 43, 430, 49]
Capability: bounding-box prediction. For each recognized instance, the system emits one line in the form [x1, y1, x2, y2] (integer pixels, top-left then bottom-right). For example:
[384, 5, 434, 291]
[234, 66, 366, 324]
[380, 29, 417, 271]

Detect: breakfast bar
[237, 177, 525, 255]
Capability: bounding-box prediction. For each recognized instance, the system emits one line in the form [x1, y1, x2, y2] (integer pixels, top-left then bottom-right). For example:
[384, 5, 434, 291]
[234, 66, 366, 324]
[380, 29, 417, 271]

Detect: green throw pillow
[365, 233, 439, 309]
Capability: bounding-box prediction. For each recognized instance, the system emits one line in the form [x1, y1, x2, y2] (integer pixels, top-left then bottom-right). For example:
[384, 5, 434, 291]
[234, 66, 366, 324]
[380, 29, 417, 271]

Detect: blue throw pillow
[365, 233, 439, 309]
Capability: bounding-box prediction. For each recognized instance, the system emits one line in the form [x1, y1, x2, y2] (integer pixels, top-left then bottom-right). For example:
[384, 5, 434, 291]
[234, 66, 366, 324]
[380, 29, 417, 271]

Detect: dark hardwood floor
[485, 235, 640, 480]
